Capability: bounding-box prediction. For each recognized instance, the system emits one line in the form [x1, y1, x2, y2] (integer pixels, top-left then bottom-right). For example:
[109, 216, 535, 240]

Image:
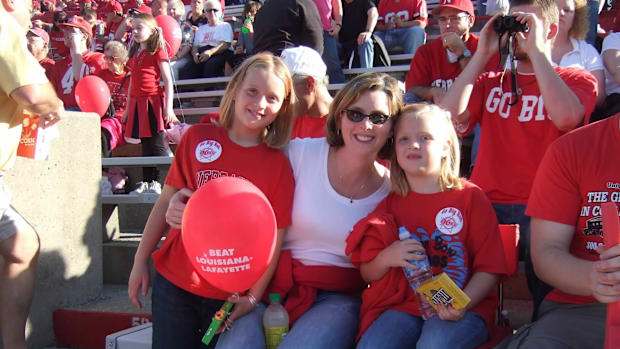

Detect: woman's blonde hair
[168, 0, 186, 17]
[218, 53, 295, 149]
[390, 103, 462, 196]
[132, 13, 163, 54]
[104, 40, 129, 63]
[568, 0, 589, 40]
[325, 72, 402, 160]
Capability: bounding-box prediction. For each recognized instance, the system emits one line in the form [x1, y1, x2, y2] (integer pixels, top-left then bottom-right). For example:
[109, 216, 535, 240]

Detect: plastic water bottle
[263, 293, 289, 349]
[398, 226, 437, 320]
[241, 18, 252, 34]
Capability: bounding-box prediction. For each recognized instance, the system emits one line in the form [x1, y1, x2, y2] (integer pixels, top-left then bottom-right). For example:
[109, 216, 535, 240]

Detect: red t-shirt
[526, 114, 620, 305]
[40, 57, 56, 78]
[377, 0, 428, 27]
[50, 51, 107, 108]
[465, 67, 597, 204]
[153, 124, 295, 299]
[352, 180, 508, 332]
[128, 48, 167, 97]
[405, 34, 500, 91]
[50, 29, 69, 60]
[291, 114, 327, 139]
[95, 68, 129, 116]
[64, 4, 82, 17]
[104, 20, 123, 41]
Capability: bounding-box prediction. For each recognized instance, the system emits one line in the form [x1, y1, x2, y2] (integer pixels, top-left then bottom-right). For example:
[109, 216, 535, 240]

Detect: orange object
[602, 202, 620, 349]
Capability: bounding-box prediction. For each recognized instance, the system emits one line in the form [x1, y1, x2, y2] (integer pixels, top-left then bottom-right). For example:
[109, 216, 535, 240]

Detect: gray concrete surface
[2, 112, 102, 349]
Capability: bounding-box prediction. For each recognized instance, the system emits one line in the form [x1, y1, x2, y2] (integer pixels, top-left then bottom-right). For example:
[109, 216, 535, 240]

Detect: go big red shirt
[465, 67, 597, 204]
[527, 114, 620, 305]
[153, 124, 295, 298]
[50, 51, 107, 108]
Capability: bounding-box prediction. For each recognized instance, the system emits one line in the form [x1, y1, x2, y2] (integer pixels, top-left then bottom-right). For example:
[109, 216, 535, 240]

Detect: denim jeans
[358, 40, 374, 69]
[323, 31, 346, 83]
[151, 272, 224, 349]
[217, 291, 361, 349]
[375, 26, 425, 54]
[357, 309, 488, 349]
[492, 203, 552, 321]
[171, 55, 199, 80]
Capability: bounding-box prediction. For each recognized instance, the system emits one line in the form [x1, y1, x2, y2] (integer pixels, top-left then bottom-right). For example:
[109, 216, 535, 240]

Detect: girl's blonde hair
[218, 53, 295, 149]
[391, 103, 462, 196]
[132, 13, 163, 54]
[325, 72, 402, 160]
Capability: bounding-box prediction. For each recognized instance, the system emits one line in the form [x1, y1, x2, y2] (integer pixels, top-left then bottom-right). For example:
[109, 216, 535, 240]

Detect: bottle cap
[398, 226, 410, 241]
[269, 293, 281, 303]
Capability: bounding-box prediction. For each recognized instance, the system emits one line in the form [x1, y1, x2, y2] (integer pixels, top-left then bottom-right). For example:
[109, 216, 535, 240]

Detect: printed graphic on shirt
[484, 87, 549, 121]
[196, 170, 246, 188]
[432, 78, 454, 90]
[579, 182, 620, 253]
[195, 140, 222, 163]
[416, 224, 467, 288]
[435, 207, 463, 235]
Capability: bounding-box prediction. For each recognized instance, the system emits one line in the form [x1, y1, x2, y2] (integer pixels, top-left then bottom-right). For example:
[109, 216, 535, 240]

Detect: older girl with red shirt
[122, 13, 178, 194]
[127, 53, 296, 349]
[347, 104, 508, 349]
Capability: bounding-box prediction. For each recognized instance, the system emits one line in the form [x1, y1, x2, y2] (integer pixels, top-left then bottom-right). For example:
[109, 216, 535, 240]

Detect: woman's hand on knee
[220, 293, 258, 332]
[166, 188, 194, 229]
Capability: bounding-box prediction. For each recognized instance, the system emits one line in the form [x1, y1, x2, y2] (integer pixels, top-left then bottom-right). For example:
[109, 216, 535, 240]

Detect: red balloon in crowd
[75, 76, 111, 117]
[181, 177, 278, 293]
[155, 15, 182, 58]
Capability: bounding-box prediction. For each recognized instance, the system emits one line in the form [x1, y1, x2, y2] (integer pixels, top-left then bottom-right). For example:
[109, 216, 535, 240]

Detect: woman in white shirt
[190, 0, 234, 77]
[552, 0, 606, 106]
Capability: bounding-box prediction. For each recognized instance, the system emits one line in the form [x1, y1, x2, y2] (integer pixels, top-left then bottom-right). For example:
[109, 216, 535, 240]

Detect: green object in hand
[241, 18, 251, 34]
[202, 300, 234, 345]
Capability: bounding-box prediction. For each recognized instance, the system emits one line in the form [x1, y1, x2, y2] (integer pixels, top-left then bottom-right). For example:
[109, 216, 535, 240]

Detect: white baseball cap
[280, 46, 327, 79]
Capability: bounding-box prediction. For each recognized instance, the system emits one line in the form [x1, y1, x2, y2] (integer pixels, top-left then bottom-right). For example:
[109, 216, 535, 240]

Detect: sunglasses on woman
[342, 109, 390, 125]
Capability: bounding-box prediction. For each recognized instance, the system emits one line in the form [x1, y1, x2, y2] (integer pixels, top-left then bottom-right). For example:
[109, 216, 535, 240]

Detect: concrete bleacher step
[103, 231, 159, 285]
[53, 284, 152, 349]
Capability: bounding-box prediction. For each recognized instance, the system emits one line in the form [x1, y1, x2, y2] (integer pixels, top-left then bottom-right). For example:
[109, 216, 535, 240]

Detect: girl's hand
[166, 108, 179, 125]
[165, 188, 194, 229]
[378, 239, 426, 269]
[243, 21, 253, 34]
[436, 303, 466, 321]
[128, 260, 150, 309]
[218, 293, 258, 333]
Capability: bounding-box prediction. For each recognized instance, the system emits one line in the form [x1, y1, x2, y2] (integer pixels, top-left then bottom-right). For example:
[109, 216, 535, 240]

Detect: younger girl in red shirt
[346, 103, 508, 349]
[127, 53, 296, 349]
[122, 12, 179, 194]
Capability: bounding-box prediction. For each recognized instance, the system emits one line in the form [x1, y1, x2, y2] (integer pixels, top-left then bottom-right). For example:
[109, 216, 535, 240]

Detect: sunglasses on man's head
[342, 109, 390, 125]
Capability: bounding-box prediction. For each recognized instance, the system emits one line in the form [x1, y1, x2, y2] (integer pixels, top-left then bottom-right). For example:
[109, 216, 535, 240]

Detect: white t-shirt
[558, 38, 604, 74]
[283, 138, 391, 268]
[602, 33, 620, 96]
[193, 22, 233, 50]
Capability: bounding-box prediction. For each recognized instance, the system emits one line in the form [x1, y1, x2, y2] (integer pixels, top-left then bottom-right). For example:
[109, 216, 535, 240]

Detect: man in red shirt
[50, 16, 107, 109]
[374, 0, 427, 54]
[496, 115, 620, 348]
[440, 0, 598, 319]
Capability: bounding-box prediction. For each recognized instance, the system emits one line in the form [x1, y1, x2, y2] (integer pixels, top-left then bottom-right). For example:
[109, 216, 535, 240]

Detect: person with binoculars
[439, 0, 597, 326]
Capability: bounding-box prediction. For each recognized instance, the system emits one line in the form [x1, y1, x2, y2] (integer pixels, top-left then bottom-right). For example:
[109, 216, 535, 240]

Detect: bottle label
[265, 326, 289, 349]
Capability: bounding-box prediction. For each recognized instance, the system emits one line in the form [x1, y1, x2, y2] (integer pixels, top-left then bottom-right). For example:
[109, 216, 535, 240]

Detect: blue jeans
[375, 26, 425, 54]
[358, 40, 374, 69]
[217, 291, 361, 349]
[171, 54, 199, 80]
[151, 272, 223, 349]
[492, 203, 551, 321]
[323, 31, 345, 83]
[357, 309, 487, 349]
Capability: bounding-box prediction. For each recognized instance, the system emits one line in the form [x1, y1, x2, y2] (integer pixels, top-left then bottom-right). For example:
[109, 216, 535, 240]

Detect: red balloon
[155, 15, 182, 58]
[75, 75, 111, 117]
[181, 177, 278, 293]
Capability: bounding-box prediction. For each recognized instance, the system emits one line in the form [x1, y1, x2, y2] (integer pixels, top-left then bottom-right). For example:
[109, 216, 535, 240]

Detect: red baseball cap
[59, 16, 93, 37]
[432, 0, 475, 17]
[105, 0, 123, 14]
[132, 4, 152, 14]
[28, 27, 50, 46]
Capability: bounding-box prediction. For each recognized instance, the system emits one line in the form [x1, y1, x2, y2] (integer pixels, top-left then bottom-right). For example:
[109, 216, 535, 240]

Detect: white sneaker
[148, 181, 162, 195]
[101, 177, 113, 195]
[130, 181, 149, 195]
